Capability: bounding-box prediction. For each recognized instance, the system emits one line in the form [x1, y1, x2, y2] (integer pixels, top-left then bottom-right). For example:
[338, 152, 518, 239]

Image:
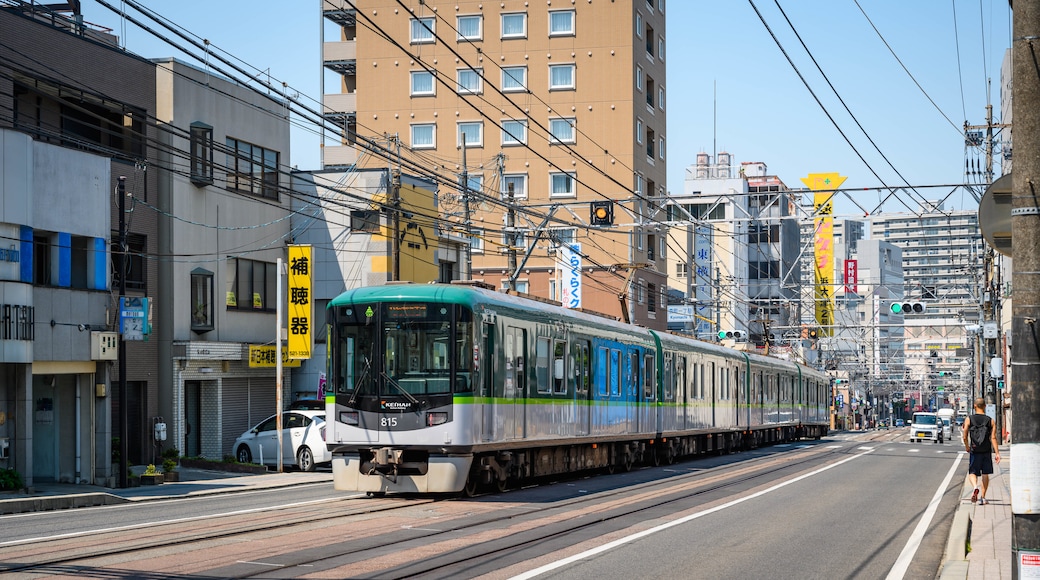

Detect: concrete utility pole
[391, 169, 401, 282]
[1011, 2, 1040, 574]
[460, 138, 471, 281]
[117, 176, 128, 489]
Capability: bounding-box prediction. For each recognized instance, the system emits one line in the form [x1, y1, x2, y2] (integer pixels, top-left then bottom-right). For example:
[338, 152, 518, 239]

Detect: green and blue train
[326, 282, 830, 495]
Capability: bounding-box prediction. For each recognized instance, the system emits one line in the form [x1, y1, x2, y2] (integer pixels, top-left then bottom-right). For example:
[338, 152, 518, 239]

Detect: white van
[910, 412, 943, 444]
[936, 408, 956, 442]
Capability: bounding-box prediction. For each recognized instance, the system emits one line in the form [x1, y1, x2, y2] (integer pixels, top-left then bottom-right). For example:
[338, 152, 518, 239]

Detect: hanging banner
[287, 245, 312, 359]
[844, 259, 858, 294]
[801, 173, 846, 337]
[559, 243, 582, 309]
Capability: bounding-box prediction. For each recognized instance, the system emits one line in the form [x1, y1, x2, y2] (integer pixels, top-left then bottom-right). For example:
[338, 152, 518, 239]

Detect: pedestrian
[962, 397, 1001, 505]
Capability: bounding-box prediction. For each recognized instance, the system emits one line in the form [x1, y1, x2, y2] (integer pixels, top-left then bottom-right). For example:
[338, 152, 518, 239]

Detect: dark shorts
[968, 452, 994, 476]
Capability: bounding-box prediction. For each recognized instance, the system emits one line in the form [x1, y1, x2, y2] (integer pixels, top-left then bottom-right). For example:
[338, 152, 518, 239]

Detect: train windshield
[333, 302, 473, 397]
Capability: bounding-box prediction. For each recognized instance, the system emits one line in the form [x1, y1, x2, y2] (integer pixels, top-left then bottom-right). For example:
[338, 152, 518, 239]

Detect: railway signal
[888, 301, 927, 314]
[590, 200, 614, 226]
[717, 330, 746, 341]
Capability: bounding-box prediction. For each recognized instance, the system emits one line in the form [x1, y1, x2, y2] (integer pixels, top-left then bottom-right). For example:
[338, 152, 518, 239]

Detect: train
[325, 282, 830, 495]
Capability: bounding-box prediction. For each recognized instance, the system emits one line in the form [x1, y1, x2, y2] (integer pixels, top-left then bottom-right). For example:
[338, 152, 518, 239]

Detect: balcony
[323, 41, 356, 75]
[323, 145, 358, 168]
[323, 93, 357, 123]
[322, 0, 356, 26]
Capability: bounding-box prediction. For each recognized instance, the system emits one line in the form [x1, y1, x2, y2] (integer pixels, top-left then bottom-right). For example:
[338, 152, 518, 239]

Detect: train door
[626, 350, 640, 432]
[481, 321, 496, 441]
[572, 340, 591, 436]
[710, 361, 717, 428]
[642, 352, 655, 434]
[510, 327, 527, 439]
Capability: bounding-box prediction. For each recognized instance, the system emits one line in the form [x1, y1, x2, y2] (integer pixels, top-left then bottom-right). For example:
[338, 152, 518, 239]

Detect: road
[0, 429, 963, 579]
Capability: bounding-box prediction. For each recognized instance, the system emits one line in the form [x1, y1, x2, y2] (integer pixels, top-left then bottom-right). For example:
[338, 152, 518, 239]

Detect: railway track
[1, 441, 864, 578]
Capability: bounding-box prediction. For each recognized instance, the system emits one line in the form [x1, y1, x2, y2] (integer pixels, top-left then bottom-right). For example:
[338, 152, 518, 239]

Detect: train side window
[611, 349, 621, 397]
[536, 337, 551, 394]
[553, 339, 567, 394]
[643, 353, 655, 399]
[597, 346, 609, 396]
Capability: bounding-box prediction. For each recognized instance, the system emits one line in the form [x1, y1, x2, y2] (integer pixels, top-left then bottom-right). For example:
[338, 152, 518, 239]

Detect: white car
[909, 412, 943, 444]
[233, 410, 330, 471]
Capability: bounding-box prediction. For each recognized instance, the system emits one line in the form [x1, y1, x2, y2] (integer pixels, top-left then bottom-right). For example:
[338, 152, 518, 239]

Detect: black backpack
[968, 415, 991, 452]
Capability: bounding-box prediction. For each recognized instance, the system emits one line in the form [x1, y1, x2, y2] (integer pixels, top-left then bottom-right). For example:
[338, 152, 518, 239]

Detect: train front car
[326, 286, 478, 495]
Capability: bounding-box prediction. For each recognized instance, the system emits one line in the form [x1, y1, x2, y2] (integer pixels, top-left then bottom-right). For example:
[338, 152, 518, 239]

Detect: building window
[111, 231, 147, 292]
[189, 122, 213, 185]
[457, 15, 482, 40]
[502, 12, 527, 38]
[411, 123, 435, 149]
[502, 228, 527, 251]
[636, 13, 643, 38]
[659, 37, 665, 60]
[646, 76, 655, 107]
[549, 64, 575, 90]
[190, 267, 214, 333]
[502, 173, 528, 199]
[659, 136, 665, 160]
[226, 138, 279, 200]
[637, 279, 646, 304]
[456, 68, 483, 94]
[648, 282, 657, 312]
[550, 227, 576, 249]
[458, 122, 483, 147]
[646, 127, 655, 158]
[470, 228, 485, 253]
[501, 119, 527, 146]
[502, 66, 528, 92]
[549, 10, 575, 35]
[677, 262, 688, 277]
[550, 172, 576, 197]
[659, 87, 665, 110]
[549, 118, 575, 144]
[636, 120, 643, 144]
[636, 66, 643, 90]
[351, 210, 381, 233]
[462, 174, 483, 196]
[646, 24, 655, 56]
[411, 17, 435, 43]
[410, 71, 435, 96]
[227, 258, 277, 311]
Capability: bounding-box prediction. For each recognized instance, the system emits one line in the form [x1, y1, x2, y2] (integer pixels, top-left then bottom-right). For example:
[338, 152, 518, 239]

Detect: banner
[559, 243, 582, 309]
[801, 173, 846, 337]
[287, 245, 313, 359]
[844, 259, 858, 294]
[248, 344, 302, 368]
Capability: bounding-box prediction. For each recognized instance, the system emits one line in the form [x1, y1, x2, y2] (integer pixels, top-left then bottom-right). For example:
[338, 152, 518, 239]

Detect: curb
[939, 476, 973, 580]
[0, 492, 129, 515]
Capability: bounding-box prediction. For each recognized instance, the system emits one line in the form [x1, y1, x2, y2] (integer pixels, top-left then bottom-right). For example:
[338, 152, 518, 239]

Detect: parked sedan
[233, 410, 330, 471]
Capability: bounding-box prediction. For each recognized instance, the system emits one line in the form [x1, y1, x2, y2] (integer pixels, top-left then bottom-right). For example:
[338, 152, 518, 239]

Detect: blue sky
[81, 1, 1011, 214]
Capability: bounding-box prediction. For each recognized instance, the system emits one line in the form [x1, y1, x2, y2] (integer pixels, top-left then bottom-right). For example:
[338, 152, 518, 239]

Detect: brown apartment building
[322, 0, 668, 329]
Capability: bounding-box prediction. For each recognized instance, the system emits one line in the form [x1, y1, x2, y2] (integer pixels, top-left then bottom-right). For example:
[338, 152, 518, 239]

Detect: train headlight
[340, 411, 359, 425]
[427, 412, 448, 426]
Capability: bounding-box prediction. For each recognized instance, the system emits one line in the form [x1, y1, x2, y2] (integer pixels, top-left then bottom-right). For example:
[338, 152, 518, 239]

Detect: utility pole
[506, 182, 517, 285]
[117, 176, 128, 489]
[391, 169, 401, 282]
[1011, 2, 1040, 574]
[460, 138, 471, 281]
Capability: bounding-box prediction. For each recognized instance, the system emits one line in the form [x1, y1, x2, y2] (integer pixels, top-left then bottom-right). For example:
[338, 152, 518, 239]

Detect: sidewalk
[0, 466, 333, 515]
[941, 444, 1012, 579]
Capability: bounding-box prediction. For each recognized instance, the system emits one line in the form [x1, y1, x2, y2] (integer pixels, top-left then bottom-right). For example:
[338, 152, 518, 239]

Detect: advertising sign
[559, 243, 582, 309]
[287, 245, 312, 359]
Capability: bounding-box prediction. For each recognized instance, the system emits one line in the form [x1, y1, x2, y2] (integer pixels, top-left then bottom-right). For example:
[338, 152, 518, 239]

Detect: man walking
[962, 397, 1001, 505]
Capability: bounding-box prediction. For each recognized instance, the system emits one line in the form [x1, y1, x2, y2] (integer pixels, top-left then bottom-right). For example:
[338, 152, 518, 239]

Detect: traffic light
[590, 200, 614, 226]
[808, 328, 819, 340]
[889, 301, 926, 314]
[717, 330, 747, 341]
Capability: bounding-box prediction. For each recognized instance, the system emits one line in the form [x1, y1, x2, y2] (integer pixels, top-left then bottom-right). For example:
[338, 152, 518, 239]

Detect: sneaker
[971, 488, 979, 503]
[979, 498, 987, 505]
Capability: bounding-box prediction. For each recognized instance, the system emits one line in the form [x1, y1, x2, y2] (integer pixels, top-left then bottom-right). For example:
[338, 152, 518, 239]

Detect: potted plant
[127, 467, 140, 488]
[162, 458, 179, 482]
[140, 464, 164, 485]
[161, 447, 180, 482]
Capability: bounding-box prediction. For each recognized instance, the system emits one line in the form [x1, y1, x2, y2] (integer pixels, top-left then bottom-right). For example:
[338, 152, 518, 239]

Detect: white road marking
[825, 445, 843, 449]
[886, 453, 964, 580]
[857, 447, 874, 451]
[509, 447, 877, 580]
[909, 449, 920, 453]
[237, 561, 283, 568]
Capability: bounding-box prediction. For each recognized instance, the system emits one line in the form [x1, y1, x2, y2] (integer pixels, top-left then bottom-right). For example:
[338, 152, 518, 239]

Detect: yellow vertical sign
[801, 173, 846, 338]
[287, 245, 312, 359]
